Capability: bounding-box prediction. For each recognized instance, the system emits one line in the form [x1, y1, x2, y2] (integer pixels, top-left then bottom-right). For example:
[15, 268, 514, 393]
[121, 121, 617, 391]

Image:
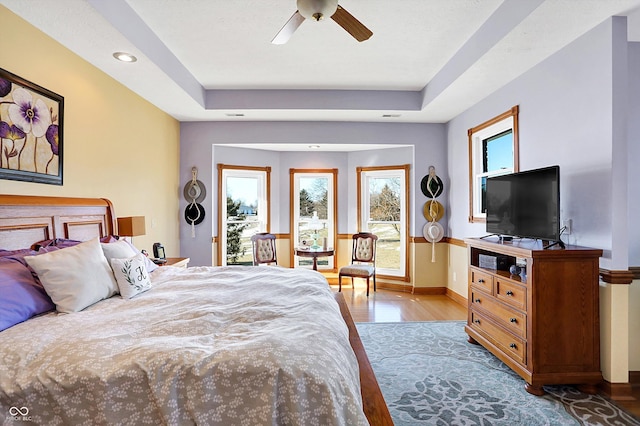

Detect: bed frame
[0, 194, 116, 249]
[0, 194, 392, 425]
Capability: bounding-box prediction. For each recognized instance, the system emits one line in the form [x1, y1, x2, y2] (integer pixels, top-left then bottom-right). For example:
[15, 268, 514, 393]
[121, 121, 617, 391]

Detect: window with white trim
[358, 165, 409, 279]
[468, 106, 519, 222]
[217, 165, 270, 265]
[291, 169, 336, 269]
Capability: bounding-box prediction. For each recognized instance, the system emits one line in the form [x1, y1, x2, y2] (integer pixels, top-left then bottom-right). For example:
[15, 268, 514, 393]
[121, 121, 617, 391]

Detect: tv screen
[485, 165, 560, 242]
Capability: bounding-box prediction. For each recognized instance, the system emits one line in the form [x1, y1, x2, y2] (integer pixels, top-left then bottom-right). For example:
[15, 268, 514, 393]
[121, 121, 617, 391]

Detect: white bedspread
[0, 266, 367, 425]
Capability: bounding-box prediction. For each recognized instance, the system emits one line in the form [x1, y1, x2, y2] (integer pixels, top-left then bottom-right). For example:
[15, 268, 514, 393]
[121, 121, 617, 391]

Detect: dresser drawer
[470, 289, 526, 338]
[470, 268, 493, 294]
[495, 278, 526, 310]
[470, 310, 526, 364]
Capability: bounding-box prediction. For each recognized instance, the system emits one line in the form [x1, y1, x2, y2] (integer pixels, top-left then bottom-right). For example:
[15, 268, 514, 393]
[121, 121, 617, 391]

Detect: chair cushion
[256, 239, 275, 262]
[339, 264, 375, 277]
[355, 237, 374, 261]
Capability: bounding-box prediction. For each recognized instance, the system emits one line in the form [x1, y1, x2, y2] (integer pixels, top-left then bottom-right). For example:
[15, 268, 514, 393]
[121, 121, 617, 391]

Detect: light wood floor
[330, 282, 640, 419]
[330, 283, 467, 322]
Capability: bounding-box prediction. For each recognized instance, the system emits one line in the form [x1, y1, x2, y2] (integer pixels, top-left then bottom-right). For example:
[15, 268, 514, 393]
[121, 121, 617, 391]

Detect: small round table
[295, 247, 334, 271]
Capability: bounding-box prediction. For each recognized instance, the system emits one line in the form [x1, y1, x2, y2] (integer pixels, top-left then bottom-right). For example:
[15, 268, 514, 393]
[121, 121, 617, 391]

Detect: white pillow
[25, 238, 119, 313]
[110, 253, 152, 299]
[122, 239, 158, 273]
[101, 239, 137, 263]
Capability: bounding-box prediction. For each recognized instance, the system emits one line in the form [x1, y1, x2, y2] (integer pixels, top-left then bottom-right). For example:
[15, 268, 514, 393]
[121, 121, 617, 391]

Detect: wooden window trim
[216, 163, 271, 266]
[468, 105, 520, 223]
[357, 164, 411, 282]
[289, 168, 338, 270]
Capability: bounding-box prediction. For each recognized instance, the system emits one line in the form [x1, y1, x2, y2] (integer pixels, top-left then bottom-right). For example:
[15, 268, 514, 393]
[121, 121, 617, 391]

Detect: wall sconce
[117, 216, 146, 244]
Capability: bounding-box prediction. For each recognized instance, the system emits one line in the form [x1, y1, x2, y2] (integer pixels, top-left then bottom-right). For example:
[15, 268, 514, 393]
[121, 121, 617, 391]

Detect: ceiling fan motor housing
[297, 0, 338, 21]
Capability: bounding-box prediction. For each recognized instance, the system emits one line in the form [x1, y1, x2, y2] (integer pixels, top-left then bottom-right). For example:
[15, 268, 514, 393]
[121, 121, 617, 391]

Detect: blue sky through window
[485, 130, 513, 172]
[227, 177, 258, 206]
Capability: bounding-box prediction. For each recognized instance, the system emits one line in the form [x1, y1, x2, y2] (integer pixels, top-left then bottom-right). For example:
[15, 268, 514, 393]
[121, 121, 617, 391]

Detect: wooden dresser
[464, 237, 603, 396]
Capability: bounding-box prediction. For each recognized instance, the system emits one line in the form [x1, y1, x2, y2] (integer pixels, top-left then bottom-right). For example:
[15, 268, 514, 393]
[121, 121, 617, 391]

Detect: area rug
[356, 321, 639, 426]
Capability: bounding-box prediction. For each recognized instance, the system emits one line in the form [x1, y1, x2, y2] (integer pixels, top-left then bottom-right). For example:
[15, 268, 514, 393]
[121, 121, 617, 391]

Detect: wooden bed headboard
[0, 194, 116, 250]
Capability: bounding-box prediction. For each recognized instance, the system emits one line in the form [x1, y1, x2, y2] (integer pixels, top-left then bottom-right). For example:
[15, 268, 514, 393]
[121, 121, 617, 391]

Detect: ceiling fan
[272, 0, 373, 44]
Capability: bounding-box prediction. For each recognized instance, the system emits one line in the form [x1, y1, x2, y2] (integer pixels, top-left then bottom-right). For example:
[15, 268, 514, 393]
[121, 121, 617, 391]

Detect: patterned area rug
[356, 321, 639, 426]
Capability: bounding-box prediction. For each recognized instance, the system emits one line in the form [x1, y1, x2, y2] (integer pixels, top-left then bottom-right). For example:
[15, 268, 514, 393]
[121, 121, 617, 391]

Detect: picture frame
[0, 67, 64, 185]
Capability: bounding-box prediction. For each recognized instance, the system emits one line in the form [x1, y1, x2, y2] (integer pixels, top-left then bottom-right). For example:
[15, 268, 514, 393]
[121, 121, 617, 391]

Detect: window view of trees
[370, 179, 401, 228]
[299, 189, 314, 218]
[367, 177, 401, 270]
[222, 173, 264, 266]
[226, 196, 250, 264]
[359, 165, 408, 278]
[299, 178, 328, 220]
[292, 171, 335, 269]
[298, 177, 329, 257]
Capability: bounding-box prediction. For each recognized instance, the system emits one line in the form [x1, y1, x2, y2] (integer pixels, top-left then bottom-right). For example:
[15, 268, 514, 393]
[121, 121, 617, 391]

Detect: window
[217, 164, 270, 265]
[468, 106, 519, 222]
[290, 169, 337, 269]
[357, 165, 409, 280]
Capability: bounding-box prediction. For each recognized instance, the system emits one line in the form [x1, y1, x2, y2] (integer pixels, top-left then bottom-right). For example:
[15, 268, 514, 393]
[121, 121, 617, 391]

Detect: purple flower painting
[9, 88, 52, 138]
[0, 68, 63, 185]
[0, 79, 11, 98]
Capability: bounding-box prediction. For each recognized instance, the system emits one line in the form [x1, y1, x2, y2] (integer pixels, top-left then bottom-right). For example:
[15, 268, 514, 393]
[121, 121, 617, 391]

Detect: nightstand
[162, 257, 190, 268]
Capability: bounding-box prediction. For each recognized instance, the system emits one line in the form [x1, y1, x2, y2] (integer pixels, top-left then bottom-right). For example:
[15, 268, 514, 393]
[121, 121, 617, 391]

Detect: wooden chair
[339, 232, 378, 296]
[251, 233, 277, 265]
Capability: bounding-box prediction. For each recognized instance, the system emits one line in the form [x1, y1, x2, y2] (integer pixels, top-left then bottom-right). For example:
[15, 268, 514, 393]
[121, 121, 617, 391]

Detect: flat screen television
[485, 165, 561, 246]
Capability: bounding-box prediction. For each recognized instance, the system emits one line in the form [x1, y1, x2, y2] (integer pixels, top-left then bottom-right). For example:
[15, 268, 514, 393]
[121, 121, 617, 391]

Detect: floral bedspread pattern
[0, 266, 367, 425]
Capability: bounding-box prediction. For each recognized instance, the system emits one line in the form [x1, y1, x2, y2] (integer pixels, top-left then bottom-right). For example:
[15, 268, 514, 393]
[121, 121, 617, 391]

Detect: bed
[0, 194, 392, 425]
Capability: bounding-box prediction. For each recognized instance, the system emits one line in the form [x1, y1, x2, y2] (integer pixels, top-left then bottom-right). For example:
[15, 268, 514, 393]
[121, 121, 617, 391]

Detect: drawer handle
[506, 290, 514, 296]
[510, 317, 517, 323]
[478, 279, 485, 283]
[473, 319, 480, 324]
[474, 298, 481, 303]
[509, 343, 517, 349]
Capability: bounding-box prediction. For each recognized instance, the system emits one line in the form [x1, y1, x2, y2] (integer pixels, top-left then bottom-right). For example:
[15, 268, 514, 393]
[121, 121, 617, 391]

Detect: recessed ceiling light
[113, 52, 137, 63]
[308, 145, 321, 149]
[382, 114, 401, 118]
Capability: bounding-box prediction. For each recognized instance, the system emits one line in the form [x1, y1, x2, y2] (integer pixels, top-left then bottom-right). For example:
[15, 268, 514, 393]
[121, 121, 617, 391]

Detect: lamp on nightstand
[117, 216, 146, 244]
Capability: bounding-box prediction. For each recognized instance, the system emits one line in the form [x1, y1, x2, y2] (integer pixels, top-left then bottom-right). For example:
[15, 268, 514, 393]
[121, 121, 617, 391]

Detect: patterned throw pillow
[110, 253, 152, 299]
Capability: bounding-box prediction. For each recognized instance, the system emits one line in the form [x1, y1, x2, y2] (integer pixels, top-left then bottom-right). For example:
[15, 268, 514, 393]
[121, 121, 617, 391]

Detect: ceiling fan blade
[272, 11, 306, 44]
[331, 5, 372, 42]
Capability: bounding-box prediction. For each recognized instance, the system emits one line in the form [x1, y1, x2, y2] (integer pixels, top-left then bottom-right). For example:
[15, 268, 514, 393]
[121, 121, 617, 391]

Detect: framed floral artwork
[0, 68, 64, 185]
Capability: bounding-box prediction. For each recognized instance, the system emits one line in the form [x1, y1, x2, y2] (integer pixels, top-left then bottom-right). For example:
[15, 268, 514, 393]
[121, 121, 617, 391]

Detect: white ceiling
[3, 0, 640, 124]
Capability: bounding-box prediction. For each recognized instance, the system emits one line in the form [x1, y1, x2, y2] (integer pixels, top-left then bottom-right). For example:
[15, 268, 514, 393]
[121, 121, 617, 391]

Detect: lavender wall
[446, 17, 629, 269]
[180, 121, 445, 266]
[181, 17, 636, 270]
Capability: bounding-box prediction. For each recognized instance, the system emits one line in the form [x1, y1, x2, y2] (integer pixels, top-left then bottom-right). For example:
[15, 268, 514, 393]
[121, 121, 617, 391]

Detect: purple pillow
[0, 257, 55, 331]
[32, 238, 82, 250]
[0, 248, 37, 258]
[31, 236, 117, 251]
[0, 248, 39, 267]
